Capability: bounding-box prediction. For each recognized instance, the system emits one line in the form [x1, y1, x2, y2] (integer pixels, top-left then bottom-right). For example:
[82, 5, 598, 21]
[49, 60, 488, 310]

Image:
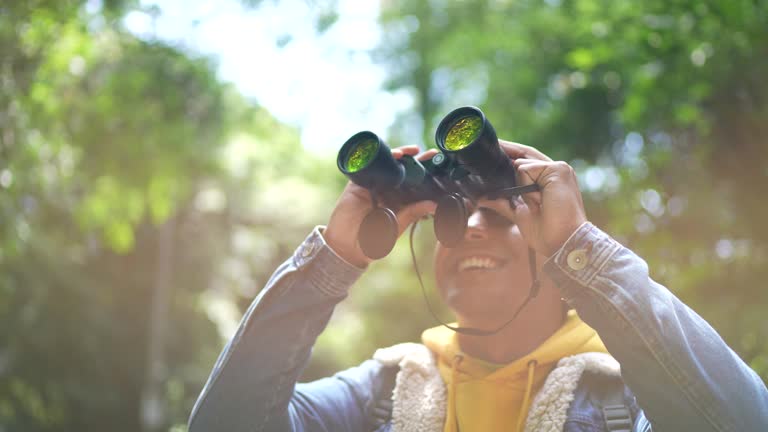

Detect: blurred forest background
[1, 0, 766, 431]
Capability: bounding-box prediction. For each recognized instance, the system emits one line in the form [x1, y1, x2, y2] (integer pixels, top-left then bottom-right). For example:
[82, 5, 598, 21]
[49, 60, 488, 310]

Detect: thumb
[396, 200, 437, 235]
[512, 196, 537, 242]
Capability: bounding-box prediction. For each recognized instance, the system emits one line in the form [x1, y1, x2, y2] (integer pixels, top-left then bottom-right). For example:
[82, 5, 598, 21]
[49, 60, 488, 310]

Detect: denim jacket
[188, 223, 768, 431]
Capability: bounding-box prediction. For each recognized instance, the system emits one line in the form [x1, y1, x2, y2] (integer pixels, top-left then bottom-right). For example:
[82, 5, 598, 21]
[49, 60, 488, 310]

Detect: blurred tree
[3, 0, 767, 430]
[0, 2, 227, 431]
[0, 1, 341, 431]
[376, 0, 768, 381]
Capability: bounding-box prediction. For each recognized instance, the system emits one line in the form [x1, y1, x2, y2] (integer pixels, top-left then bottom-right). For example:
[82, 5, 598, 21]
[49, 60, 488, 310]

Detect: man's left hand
[480, 140, 588, 258]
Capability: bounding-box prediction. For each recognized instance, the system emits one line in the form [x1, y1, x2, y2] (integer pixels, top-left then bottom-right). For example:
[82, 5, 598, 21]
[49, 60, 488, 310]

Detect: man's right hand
[323, 145, 438, 268]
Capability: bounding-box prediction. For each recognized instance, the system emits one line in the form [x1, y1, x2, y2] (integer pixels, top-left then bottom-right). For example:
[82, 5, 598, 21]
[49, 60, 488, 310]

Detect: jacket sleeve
[188, 227, 378, 432]
[543, 222, 768, 432]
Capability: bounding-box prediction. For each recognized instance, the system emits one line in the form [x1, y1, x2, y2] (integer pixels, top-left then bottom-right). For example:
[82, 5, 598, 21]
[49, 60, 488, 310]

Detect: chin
[443, 282, 527, 321]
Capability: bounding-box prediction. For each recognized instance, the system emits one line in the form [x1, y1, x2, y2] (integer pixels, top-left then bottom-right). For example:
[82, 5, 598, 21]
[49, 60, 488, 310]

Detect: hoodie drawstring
[515, 359, 538, 432]
[446, 354, 464, 432]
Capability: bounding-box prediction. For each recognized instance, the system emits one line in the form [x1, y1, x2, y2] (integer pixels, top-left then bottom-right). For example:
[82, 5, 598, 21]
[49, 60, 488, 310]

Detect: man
[188, 141, 768, 431]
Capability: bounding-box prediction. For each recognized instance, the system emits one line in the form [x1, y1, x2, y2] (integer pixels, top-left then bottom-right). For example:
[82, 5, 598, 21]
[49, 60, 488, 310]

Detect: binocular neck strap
[409, 221, 541, 337]
[498, 183, 541, 197]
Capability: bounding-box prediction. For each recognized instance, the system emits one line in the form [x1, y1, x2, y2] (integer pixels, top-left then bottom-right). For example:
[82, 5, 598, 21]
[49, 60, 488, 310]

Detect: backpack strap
[599, 379, 633, 432]
[364, 364, 398, 431]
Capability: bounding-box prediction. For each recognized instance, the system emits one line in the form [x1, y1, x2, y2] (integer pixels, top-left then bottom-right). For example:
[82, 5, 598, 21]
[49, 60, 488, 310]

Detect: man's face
[434, 201, 532, 320]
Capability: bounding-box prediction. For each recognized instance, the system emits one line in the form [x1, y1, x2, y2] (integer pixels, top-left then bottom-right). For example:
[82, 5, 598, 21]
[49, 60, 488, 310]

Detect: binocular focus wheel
[359, 208, 399, 259]
[434, 194, 468, 247]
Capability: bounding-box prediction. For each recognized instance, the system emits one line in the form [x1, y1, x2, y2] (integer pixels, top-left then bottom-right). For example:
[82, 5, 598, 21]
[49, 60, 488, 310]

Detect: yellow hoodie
[421, 310, 607, 432]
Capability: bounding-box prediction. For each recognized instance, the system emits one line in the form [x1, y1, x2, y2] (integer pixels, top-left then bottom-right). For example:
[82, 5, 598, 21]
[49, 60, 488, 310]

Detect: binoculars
[337, 106, 537, 259]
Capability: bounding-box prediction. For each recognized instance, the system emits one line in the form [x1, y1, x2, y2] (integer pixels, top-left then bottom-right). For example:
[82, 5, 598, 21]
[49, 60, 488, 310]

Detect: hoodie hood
[421, 310, 607, 432]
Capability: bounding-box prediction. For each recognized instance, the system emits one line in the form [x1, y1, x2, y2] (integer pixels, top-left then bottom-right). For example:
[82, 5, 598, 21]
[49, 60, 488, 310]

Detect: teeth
[458, 256, 500, 272]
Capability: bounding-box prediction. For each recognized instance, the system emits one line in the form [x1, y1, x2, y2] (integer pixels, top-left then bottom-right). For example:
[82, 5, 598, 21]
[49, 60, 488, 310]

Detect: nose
[464, 209, 489, 241]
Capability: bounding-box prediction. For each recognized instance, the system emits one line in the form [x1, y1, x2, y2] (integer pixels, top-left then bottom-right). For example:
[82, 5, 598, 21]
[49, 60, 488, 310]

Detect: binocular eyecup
[338, 131, 405, 190]
[436, 106, 510, 178]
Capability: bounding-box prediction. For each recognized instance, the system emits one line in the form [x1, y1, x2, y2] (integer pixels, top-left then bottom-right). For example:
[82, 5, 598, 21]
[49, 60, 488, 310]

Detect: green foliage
[0, 1, 339, 431]
[374, 0, 768, 382]
[3, 1, 768, 430]
[1, 3, 221, 431]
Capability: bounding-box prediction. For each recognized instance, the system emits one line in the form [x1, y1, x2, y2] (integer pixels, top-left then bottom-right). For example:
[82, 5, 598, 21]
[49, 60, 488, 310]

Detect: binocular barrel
[338, 131, 405, 190]
[337, 106, 517, 259]
[435, 106, 516, 190]
[337, 131, 440, 209]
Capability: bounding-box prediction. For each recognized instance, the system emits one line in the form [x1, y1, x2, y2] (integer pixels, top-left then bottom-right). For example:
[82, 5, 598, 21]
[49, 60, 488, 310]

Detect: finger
[392, 145, 421, 160]
[511, 198, 536, 241]
[396, 200, 437, 235]
[396, 144, 420, 154]
[475, 198, 516, 221]
[342, 180, 373, 203]
[416, 148, 439, 161]
[498, 139, 553, 162]
[515, 162, 546, 207]
[513, 158, 548, 168]
[515, 160, 552, 178]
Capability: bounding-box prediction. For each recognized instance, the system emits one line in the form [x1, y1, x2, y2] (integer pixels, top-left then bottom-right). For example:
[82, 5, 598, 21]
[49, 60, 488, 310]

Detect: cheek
[505, 226, 527, 253]
[433, 244, 448, 286]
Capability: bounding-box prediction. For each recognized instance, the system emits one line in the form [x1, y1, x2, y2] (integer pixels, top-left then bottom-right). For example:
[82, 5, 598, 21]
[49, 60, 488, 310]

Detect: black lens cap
[434, 194, 468, 247]
[359, 208, 399, 259]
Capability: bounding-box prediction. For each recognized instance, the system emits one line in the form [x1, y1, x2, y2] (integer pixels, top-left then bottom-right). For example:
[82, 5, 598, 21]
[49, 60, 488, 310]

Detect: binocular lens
[345, 137, 378, 173]
[436, 106, 509, 179]
[444, 115, 483, 151]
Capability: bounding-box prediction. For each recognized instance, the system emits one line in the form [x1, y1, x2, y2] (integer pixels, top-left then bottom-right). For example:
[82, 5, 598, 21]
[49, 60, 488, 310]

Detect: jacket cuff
[543, 222, 622, 298]
[291, 226, 365, 297]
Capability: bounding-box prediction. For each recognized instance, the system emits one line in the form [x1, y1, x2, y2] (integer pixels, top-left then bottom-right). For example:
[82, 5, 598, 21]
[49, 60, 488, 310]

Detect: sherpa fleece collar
[374, 343, 621, 432]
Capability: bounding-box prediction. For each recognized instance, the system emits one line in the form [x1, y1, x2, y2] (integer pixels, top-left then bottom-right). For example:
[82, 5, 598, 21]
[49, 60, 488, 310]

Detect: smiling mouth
[457, 256, 506, 272]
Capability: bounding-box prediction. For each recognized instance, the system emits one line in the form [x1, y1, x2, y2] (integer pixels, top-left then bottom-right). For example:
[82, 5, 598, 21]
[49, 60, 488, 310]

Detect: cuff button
[567, 249, 588, 270]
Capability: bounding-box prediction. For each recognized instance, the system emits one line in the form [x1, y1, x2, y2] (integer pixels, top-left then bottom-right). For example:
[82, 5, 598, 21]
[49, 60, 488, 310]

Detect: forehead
[464, 195, 519, 212]
[469, 205, 516, 227]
